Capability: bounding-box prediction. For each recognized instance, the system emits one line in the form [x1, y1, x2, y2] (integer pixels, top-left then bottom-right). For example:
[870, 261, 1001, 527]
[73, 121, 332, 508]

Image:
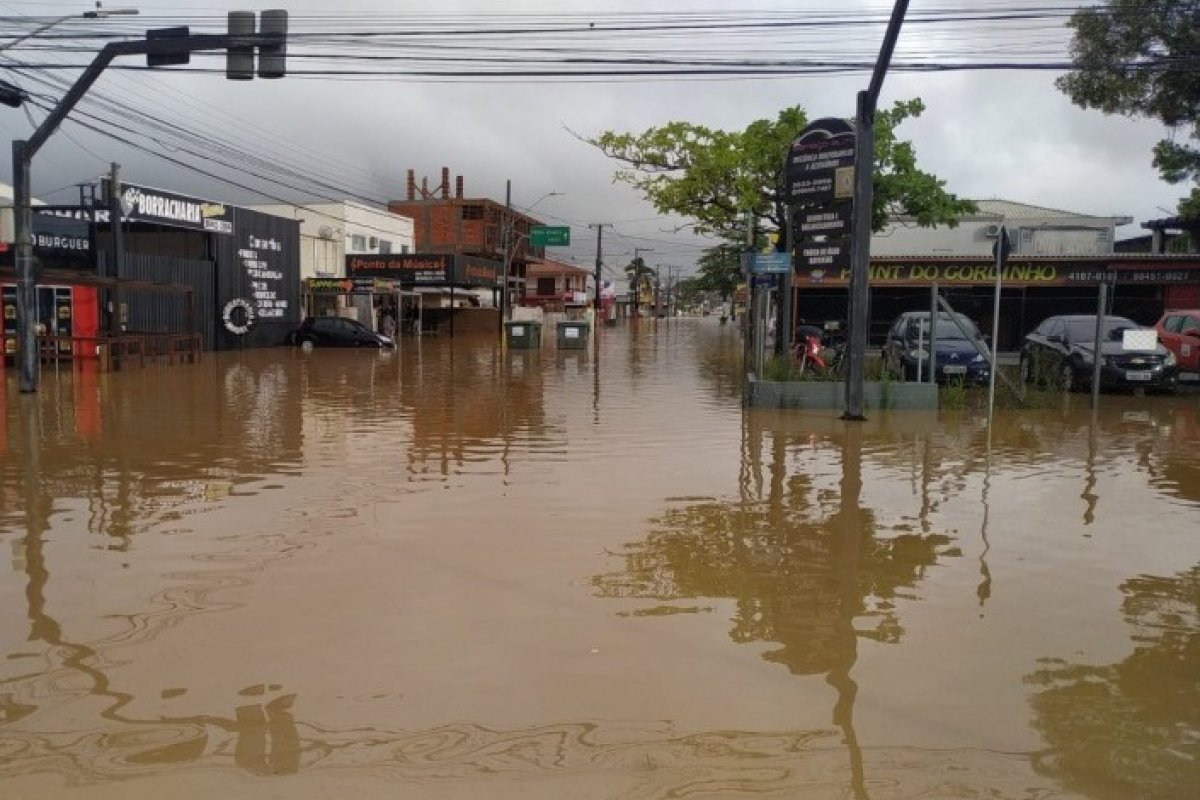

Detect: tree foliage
[589, 98, 975, 241]
[1057, 0, 1200, 218]
[693, 243, 743, 300]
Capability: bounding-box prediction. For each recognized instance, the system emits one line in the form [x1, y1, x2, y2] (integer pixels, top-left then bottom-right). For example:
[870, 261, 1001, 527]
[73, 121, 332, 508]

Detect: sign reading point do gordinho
[530, 226, 570, 247]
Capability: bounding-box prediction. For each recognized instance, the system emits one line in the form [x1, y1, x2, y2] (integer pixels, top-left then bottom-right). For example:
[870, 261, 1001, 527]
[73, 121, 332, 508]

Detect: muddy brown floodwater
[1, 319, 1199, 799]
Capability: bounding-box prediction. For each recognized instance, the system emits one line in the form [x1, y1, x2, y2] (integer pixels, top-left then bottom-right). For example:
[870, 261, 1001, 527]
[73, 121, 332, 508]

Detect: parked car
[290, 316, 395, 349]
[1019, 314, 1175, 391]
[1155, 309, 1200, 383]
[882, 311, 991, 383]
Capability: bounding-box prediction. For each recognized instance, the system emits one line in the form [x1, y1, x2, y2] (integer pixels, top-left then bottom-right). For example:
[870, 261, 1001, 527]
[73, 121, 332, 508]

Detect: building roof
[971, 199, 1131, 224]
[526, 258, 590, 277]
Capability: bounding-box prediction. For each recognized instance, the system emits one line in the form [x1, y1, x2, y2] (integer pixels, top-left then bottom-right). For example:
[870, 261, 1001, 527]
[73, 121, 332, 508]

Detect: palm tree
[625, 257, 656, 318]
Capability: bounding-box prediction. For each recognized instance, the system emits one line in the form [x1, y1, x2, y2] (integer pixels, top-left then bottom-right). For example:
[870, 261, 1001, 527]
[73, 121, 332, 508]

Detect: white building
[871, 199, 1132, 258]
[247, 200, 414, 280]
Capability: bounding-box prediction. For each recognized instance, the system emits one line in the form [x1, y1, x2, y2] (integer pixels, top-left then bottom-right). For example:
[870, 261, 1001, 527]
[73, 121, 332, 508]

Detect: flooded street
[2, 319, 1198, 799]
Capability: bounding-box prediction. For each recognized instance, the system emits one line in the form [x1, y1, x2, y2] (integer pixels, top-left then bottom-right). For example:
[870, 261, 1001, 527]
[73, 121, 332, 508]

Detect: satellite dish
[317, 225, 335, 240]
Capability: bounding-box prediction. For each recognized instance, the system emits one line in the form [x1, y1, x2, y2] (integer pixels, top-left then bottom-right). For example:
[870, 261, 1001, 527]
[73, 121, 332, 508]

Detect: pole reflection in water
[594, 412, 961, 799]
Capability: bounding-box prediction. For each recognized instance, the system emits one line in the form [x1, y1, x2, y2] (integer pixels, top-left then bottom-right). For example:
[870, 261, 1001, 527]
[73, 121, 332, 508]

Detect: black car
[291, 316, 395, 349]
[882, 311, 991, 384]
[1019, 315, 1176, 391]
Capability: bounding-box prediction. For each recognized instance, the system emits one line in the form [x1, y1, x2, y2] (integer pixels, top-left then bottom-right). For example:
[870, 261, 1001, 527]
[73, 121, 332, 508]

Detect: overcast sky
[0, 0, 1186, 276]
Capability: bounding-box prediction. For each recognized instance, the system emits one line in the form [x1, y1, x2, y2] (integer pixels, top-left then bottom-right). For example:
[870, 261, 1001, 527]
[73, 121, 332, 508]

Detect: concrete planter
[746, 376, 938, 410]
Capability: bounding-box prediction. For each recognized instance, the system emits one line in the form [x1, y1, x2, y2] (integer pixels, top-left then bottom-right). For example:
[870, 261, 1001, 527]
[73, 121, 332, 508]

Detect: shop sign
[795, 206, 853, 239]
[306, 278, 354, 293]
[785, 118, 855, 206]
[353, 278, 400, 293]
[101, 180, 234, 234]
[348, 253, 452, 285]
[794, 260, 1200, 287]
[454, 257, 499, 287]
[0, 210, 94, 271]
[797, 240, 851, 272]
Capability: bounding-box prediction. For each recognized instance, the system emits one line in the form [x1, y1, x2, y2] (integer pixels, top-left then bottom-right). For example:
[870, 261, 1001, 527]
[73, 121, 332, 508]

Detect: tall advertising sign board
[785, 118, 856, 277]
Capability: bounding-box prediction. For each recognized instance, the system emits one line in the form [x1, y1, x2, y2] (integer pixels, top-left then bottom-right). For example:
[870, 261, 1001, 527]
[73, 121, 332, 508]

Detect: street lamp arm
[0, 8, 139, 54]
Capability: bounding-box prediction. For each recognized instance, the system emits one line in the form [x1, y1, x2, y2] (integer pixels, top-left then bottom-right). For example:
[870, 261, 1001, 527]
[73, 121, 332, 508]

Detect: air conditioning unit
[317, 225, 335, 240]
[983, 223, 1002, 238]
[368, 236, 378, 248]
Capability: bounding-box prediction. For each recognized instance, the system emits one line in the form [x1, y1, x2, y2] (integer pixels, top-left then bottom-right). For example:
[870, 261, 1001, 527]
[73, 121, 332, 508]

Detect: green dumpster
[506, 321, 542, 349]
[556, 321, 590, 350]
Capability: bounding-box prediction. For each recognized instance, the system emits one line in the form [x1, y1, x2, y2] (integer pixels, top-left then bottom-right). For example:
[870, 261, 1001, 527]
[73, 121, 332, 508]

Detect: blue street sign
[751, 252, 791, 274]
[751, 273, 777, 288]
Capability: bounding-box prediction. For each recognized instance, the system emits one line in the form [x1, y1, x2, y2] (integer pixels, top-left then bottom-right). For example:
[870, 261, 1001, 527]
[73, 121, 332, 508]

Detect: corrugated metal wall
[99, 252, 216, 350]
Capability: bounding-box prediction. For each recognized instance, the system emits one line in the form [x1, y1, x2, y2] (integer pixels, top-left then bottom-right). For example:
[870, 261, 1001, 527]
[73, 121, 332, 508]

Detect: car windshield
[1064, 317, 1138, 343]
[907, 316, 976, 340]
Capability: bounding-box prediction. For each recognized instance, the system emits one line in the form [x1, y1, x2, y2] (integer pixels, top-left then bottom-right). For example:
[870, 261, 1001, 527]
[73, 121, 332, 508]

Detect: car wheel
[1059, 361, 1076, 392]
[299, 337, 316, 352]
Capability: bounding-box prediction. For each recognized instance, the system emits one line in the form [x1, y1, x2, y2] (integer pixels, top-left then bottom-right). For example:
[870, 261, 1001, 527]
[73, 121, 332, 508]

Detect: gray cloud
[2, 0, 1186, 272]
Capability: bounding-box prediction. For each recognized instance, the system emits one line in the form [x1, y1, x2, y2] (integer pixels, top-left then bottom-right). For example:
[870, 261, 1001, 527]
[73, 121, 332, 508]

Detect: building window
[462, 205, 484, 220]
[350, 234, 367, 251]
[401, 244, 410, 254]
[379, 239, 392, 254]
[537, 277, 556, 296]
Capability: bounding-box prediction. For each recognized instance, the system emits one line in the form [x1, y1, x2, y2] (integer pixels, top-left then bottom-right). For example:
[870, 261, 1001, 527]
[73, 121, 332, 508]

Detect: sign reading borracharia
[99, 179, 234, 234]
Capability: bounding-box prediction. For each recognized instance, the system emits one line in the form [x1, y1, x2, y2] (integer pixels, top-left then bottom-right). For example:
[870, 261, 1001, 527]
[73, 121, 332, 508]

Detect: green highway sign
[530, 225, 570, 247]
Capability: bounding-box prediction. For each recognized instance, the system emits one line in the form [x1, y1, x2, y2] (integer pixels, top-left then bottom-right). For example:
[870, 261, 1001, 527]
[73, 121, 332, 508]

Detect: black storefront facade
[788, 255, 1200, 351]
[2, 182, 301, 356]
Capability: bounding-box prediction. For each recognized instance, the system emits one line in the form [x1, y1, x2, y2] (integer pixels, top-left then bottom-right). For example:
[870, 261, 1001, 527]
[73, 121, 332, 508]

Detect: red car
[1156, 310, 1200, 383]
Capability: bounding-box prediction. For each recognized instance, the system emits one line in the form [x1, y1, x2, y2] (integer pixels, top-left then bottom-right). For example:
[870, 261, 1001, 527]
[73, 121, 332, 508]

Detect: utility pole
[653, 266, 662, 318]
[844, 0, 909, 421]
[500, 178, 511, 333]
[106, 163, 125, 335]
[589, 223, 611, 323]
[742, 208, 756, 382]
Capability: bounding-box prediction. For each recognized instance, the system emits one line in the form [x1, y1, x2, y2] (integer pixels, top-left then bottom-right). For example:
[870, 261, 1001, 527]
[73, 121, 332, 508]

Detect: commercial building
[791, 199, 1200, 349]
[1, 180, 300, 360]
[247, 200, 416, 326]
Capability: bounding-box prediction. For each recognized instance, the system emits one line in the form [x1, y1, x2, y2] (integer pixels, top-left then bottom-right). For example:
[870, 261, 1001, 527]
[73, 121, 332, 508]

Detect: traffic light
[258, 10, 287, 79]
[226, 10, 287, 81]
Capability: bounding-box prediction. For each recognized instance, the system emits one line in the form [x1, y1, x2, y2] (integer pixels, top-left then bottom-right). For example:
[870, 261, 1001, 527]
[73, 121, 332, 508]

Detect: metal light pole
[500, 187, 561, 328]
[844, 0, 909, 421]
[10, 6, 139, 393]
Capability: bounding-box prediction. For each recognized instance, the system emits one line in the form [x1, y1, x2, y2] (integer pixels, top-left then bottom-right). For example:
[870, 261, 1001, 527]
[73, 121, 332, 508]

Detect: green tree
[694, 243, 743, 302]
[589, 98, 975, 241]
[1057, 0, 1200, 221]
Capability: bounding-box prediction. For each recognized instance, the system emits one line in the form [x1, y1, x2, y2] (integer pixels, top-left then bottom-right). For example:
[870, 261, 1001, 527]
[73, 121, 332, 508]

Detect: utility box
[506, 321, 542, 349]
[556, 321, 589, 350]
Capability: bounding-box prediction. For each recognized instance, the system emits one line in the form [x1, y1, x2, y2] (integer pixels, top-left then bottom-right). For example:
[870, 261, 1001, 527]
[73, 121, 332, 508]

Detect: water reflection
[0, 358, 304, 545]
[1, 325, 1198, 798]
[1026, 563, 1200, 799]
[594, 413, 962, 798]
